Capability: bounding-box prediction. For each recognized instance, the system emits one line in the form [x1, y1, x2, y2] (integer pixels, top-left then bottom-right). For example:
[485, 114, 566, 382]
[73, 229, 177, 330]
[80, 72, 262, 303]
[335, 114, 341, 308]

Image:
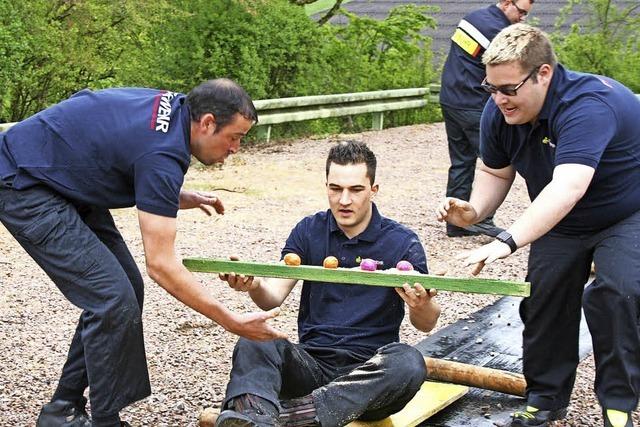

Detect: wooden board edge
[347, 381, 469, 427]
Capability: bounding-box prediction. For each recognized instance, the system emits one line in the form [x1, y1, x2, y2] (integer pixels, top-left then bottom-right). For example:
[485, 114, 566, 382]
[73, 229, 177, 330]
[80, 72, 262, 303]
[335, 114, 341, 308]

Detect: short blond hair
[483, 24, 556, 73]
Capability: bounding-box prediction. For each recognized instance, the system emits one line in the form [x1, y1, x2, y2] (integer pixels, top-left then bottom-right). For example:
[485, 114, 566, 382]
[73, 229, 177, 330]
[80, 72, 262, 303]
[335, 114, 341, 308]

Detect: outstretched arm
[220, 258, 298, 311]
[460, 163, 595, 274]
[138, 210, 286, 341]
[436, 161, 516, 227]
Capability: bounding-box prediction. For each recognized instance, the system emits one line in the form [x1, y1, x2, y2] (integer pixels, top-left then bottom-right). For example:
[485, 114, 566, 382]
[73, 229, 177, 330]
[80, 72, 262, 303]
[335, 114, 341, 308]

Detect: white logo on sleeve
[152, 91, 177, 133]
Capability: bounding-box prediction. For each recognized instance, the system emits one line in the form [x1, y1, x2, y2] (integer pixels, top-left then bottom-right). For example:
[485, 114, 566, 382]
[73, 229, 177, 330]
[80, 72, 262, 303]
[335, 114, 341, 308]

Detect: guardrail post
[372, 112, 384, 131]
[255, 125, 271, 143]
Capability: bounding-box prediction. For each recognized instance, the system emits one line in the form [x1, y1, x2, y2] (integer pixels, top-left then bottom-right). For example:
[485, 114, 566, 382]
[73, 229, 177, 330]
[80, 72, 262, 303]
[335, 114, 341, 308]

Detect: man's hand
[395, 283, 437, 309]
[227, 308, 288, 341]
[396, 283, 440, 332]
[179, 190, 224, 215]
[457, 240, 513, 275]
[436, 197, 478, 227]
[220, 271, 260, 292]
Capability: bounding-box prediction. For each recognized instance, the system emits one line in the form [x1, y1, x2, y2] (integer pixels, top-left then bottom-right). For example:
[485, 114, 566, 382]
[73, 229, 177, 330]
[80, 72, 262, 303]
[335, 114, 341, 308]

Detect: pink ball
[396, 260, 414, 271]
[360, 258, 378, 271]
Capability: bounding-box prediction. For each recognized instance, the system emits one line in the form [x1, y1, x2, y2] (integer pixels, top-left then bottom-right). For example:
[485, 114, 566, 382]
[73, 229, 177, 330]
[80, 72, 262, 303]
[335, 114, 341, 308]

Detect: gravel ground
[0, 123, 638, 426]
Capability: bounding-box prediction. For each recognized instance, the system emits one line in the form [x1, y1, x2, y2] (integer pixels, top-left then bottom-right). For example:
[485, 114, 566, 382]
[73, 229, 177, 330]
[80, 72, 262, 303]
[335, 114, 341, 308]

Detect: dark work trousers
[522, 210, 640, 413]
[0, 185, 151, 419]
[223, 339, 427, 427]
[441, 105, 494, 232]
[442, 105, 483, 202]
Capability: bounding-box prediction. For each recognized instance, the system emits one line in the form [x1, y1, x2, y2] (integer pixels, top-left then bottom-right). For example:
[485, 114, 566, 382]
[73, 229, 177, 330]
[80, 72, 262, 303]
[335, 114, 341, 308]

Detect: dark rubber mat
[415, 296, 593, 427]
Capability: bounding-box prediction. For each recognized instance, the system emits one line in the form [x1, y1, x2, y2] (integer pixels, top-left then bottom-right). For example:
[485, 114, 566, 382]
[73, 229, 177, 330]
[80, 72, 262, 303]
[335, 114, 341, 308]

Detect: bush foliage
[0, 0, 439, 139]
[2, 0, 638, 138]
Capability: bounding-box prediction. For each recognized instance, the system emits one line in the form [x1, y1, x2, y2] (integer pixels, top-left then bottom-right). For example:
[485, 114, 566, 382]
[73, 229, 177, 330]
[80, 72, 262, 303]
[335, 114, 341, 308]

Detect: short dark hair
[186, 78, 258, 131]
[326, 140, 377, 185]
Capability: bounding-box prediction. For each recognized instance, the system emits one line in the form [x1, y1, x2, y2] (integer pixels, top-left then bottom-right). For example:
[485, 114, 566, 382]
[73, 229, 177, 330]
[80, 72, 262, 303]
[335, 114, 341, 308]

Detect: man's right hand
[436, 197, 479, 227]
[220, 271, 260, 292]
[227, 308, 288, 341]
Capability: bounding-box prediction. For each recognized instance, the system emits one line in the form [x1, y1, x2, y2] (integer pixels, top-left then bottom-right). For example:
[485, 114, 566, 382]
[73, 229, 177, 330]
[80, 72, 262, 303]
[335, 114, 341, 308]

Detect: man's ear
[200, 113, 217, 133]
[538, 64, 554, 86]
[371, 183, 379, 198]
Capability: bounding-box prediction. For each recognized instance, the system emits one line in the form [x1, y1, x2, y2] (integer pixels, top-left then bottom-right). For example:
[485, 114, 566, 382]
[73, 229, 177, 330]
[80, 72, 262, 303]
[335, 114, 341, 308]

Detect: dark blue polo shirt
[481, 64, 640, 234]
[440, 5, 511, 111]
[281, 203, 428, 357]
[0, 88, 191, 217]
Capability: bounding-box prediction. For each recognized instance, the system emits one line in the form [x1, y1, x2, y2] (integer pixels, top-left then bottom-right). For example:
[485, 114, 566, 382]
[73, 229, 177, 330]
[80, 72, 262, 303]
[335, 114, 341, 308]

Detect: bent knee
[375, 343, 427, 383]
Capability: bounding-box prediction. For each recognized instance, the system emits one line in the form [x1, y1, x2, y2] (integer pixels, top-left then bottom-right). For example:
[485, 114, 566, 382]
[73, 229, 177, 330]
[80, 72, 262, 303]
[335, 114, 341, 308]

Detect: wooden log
[182, 258, 530, 297]
[424, 357, 526, 397]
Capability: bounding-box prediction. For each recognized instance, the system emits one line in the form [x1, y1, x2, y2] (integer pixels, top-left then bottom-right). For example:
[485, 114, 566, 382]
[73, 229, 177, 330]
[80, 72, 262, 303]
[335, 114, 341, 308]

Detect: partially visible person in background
[439, 0, 533, 237]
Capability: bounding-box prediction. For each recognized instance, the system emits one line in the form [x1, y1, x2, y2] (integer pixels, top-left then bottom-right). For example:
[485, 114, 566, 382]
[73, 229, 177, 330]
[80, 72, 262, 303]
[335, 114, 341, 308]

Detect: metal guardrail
[254, 85, 440, 141]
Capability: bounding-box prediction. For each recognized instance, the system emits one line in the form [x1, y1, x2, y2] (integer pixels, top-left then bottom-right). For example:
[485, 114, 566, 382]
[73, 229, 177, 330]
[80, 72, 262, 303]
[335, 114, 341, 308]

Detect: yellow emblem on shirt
[452, 28, 481, 57]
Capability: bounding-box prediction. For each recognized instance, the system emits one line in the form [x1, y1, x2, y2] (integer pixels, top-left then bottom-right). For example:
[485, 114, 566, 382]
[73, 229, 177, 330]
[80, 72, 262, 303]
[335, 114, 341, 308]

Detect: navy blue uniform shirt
[0, 88, 191, 217]
[481, 64, 640, 234]
[281, 203, 428, 357]
[440, 5, 511, 111]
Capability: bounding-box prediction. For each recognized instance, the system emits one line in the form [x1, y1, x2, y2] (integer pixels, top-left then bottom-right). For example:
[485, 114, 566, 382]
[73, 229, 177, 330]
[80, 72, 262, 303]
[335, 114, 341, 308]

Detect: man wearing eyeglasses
[439, 0, 533, 238]
[437, 24, 640, 427]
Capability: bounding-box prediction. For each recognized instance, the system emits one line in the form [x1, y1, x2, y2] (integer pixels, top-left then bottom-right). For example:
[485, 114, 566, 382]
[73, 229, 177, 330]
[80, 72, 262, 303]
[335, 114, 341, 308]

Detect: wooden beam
[182, 258, 530, 297]
[424, 357, 525, 397]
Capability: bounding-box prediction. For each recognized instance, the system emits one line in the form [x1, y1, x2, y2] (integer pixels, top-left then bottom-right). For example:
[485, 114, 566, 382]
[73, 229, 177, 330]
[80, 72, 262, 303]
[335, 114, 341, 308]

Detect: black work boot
[216, 394, 280, 427]
[280, 395, 320, 427]
[36, 398, 91, 427]
[604, 409, 633, 427]
[510, 405, 568, 426]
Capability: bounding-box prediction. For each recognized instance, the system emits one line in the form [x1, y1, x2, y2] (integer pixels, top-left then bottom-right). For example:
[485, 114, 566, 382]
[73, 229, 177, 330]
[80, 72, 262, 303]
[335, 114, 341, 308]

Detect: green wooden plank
[183, 258, 530, 297]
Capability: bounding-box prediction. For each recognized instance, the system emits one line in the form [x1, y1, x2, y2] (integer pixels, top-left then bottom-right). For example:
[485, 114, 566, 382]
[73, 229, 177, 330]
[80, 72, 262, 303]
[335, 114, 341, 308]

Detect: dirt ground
[0, 123, 638, 426]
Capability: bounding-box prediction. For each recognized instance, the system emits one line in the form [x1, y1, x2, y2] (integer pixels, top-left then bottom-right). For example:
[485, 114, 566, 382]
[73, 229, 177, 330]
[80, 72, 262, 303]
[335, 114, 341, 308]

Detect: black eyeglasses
[512, 0, 528, 16]
[481, 67, 540, 96]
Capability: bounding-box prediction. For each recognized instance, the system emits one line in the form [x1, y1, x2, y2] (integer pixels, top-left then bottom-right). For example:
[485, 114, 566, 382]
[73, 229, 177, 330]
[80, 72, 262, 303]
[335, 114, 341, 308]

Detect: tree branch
[318, 0, 344, 25]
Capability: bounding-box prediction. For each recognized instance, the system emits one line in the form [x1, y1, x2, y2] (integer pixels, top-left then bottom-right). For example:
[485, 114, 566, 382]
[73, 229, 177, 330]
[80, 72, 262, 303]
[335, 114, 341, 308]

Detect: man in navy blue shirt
[0, 79, 286, 427]
[216, 141, 441, 427]
[438, 24, 640, 427]
[439, 0, 533, 237]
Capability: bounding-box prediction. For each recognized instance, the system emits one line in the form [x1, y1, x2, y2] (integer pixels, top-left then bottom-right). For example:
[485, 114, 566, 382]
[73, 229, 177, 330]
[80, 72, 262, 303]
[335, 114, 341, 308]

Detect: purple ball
[360, 258, 378, 271]
[396, 260, 414, 271]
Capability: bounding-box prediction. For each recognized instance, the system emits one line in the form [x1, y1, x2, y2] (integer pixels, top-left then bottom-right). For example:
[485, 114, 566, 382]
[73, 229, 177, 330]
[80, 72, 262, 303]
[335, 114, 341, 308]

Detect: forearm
[409, 301, 441, 333]
[468, 168, 514, 223]
[248, 277, 296, 311]
[507, 179, 584, 248]
[147, 259, 237, 331]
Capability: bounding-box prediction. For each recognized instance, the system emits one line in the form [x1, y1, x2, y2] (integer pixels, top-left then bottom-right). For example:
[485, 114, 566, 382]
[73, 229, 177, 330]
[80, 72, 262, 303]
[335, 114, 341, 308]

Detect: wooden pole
[424, 357, 526, 397]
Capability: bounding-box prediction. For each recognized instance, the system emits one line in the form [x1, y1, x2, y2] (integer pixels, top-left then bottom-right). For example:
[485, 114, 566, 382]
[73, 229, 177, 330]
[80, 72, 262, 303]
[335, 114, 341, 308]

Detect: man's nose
[339, 189, 351, 205]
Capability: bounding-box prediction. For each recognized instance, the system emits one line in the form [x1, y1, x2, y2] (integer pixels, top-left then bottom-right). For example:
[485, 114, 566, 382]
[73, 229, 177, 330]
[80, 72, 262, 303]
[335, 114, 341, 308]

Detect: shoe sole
[216, 411, 258, 427]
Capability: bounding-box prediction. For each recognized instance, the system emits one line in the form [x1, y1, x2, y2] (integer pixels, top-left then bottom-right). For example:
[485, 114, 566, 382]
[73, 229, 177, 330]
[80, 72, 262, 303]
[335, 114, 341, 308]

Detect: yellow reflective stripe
[452, 28, 481, 57]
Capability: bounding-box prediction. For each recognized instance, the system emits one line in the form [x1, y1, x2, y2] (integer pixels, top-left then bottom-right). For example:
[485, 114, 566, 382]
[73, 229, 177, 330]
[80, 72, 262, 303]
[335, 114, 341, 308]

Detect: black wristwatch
[496, 231, 518, 254]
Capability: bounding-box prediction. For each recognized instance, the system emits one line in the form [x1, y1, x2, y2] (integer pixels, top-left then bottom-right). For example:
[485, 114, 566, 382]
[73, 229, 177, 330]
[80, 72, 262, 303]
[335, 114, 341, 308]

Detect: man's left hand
[457, 240, 512, 275]
[179, 190, 225, 215]
[396, 283, 437, 308]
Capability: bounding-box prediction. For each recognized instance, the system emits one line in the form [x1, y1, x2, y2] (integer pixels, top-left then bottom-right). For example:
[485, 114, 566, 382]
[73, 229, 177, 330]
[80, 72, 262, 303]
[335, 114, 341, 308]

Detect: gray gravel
[0, 123, 637, 426]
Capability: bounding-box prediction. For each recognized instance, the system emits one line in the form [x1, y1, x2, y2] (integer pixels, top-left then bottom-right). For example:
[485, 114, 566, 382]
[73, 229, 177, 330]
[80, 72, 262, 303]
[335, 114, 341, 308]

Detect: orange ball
[284, 253, 301, 266]
[323, 256, 339, 269]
